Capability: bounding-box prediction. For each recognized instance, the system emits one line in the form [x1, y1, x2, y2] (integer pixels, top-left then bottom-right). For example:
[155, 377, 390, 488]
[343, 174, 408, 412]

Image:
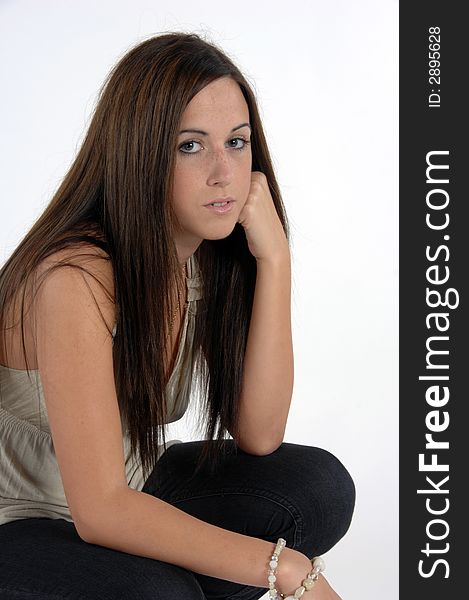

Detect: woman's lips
[204, 197, 235, 214]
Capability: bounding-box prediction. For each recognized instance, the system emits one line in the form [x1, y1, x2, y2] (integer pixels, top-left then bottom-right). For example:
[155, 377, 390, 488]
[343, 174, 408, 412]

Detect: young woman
[0, 33, 355, 599]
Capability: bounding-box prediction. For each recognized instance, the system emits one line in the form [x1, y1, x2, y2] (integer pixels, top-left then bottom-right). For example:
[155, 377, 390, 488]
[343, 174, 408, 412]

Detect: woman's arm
[82, 486, 341, 599]
[234, 250, 294, 455]
[33, 247, 315, 596]
[232, 171, 294, 455]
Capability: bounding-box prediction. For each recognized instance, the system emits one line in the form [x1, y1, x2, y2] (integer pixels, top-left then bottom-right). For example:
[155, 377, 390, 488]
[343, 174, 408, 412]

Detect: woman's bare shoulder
[32, 242, 116, 339]
[38, 240, 112, 270]
[35, 243, 115, 301]
[0, 243, 115, 370]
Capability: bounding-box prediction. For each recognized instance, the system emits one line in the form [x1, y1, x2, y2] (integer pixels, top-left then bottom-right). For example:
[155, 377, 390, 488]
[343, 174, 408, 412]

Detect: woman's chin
[202, 222, 238, 240]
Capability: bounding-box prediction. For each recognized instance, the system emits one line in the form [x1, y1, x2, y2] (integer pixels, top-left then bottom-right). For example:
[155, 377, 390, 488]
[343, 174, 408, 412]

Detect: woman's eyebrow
[178, 122, 251, 136]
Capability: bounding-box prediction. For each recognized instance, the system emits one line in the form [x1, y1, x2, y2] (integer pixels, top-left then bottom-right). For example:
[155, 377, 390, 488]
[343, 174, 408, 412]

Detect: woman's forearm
[235, 249, 294, 454]
[78, 486, 304, 593]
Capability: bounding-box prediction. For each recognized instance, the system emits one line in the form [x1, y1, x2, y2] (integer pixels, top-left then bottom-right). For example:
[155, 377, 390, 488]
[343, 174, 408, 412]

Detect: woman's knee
[149, 440, 356, 556]
[294, 446, 356, 555]
[314, 446, 355, 512]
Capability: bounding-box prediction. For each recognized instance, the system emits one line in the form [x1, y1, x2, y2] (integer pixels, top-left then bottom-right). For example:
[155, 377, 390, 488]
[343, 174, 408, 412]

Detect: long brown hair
[0, 32, 290, 479]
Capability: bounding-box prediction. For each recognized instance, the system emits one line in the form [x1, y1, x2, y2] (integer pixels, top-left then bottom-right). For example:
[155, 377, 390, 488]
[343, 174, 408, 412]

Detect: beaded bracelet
[267, 537, 326, 599]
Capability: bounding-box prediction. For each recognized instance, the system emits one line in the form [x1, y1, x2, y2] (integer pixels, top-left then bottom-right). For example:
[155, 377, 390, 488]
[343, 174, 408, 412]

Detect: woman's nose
[206, 149, 233, 187]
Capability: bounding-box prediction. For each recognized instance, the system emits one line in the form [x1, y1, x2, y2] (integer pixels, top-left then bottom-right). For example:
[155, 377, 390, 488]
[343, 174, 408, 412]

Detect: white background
[0, 1, 398, 599]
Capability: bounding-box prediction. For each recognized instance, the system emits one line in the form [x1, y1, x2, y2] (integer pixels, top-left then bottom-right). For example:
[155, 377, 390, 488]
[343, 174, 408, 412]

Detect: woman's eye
[179, 140, 203, 154]
[178, 137, 251, 155]
[229, 137, 250, 150]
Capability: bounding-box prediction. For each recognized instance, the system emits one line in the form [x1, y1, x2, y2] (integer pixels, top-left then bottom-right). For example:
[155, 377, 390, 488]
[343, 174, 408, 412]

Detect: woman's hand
[309, 574, 343, 600]
[237, 171, 289, 262]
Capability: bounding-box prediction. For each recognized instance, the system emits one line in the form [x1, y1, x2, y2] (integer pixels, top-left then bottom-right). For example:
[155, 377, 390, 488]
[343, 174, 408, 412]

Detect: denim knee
[294, 446, 356, 556]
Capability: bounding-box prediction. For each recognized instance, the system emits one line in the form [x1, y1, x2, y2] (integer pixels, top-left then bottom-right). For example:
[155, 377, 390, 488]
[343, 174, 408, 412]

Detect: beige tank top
[0, 253, 203, 526]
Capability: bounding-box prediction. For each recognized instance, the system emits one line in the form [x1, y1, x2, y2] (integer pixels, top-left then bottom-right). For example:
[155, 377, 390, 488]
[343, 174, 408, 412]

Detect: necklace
[167, 262, 188, 338]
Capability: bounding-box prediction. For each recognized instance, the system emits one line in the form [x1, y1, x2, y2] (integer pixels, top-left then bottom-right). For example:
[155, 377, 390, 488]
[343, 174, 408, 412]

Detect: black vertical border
[400, 2, 465, 597]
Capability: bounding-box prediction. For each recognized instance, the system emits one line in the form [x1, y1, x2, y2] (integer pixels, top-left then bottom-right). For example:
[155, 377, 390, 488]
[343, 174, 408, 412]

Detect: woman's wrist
[273, 547, 319, 597]
[255, 241, 291, 269]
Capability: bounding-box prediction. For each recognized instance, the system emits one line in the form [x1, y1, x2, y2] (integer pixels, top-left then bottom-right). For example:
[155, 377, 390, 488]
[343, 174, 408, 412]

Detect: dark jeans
[0, 441, 355, 599]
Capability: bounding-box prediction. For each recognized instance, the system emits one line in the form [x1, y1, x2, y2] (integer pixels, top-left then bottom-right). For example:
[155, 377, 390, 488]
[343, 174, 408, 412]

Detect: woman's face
[171, 76, 252, 259]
